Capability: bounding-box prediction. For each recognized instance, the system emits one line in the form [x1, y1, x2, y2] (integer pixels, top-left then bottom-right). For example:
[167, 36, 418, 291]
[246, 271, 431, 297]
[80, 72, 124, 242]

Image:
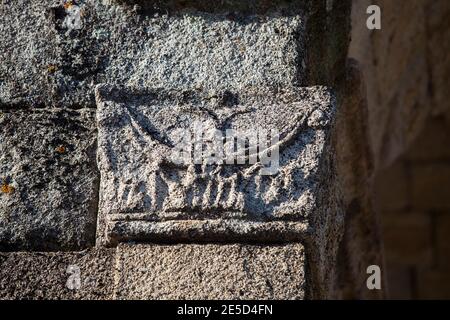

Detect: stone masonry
[0, 0, 392, 300]
[351, 0, 450, 298]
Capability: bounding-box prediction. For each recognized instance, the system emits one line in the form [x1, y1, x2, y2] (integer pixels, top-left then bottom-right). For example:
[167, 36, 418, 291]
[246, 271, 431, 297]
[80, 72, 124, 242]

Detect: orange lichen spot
[55, 145, 66, 154]
[63, 1, 74, 10]
[1, 184, 15, 194]
[47, 65, 58, 74]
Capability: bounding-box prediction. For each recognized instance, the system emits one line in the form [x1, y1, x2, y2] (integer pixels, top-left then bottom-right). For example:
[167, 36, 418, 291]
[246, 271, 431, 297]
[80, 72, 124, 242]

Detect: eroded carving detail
[95, 85, 335, 244]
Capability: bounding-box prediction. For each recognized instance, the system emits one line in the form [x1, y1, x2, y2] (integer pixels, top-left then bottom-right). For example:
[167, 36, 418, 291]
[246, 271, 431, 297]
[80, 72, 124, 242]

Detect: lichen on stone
[55, 145, 66, 154]
[47, 65, 58, 74]
[63, 1, 74, 10]
[0, 183, 15, 194]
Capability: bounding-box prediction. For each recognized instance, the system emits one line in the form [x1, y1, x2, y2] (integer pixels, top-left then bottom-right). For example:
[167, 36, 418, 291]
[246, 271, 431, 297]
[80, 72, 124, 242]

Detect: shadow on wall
[374, 115, 450, 299]
[350, 0, 450, 299]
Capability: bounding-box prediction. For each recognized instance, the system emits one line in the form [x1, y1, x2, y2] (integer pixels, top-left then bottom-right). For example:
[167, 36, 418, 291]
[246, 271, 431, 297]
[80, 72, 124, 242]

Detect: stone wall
[1, 0, 448, 300]
[350, 0, 450, 299]
[374, 116, 450, 299]
[1, 0, 367, 300]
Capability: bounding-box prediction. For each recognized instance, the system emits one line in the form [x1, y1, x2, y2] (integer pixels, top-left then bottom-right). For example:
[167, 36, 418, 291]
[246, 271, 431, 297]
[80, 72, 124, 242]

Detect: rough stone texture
[333, 60, 384, 299]
[0, 0, 380, 301]
[0, 0, 353, 109]
[95, 85, 337, 243]
[0, 109, 98, 251]
[114, 244, 305, 300]
[0, 0, 447, 300]
[0, 249, 115, 299]
[0, 0, 312, 109]
[95, 84, 344, 298]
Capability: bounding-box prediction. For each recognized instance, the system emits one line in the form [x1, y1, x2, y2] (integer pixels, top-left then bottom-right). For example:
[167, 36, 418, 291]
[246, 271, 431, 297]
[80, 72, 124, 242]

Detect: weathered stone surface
[0, 0, 353, 109]
[114, 244, 305, 300]
[0, 0, 371, 301]
[333, 60, 384, 299]
[95, 85, 338, 246]
[349, 0, 431, 169]
[0, 109, 98, 251]
[0, 0, 311, 109]
[95, 84, 343, 298]
[0, 249, 115, 299]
